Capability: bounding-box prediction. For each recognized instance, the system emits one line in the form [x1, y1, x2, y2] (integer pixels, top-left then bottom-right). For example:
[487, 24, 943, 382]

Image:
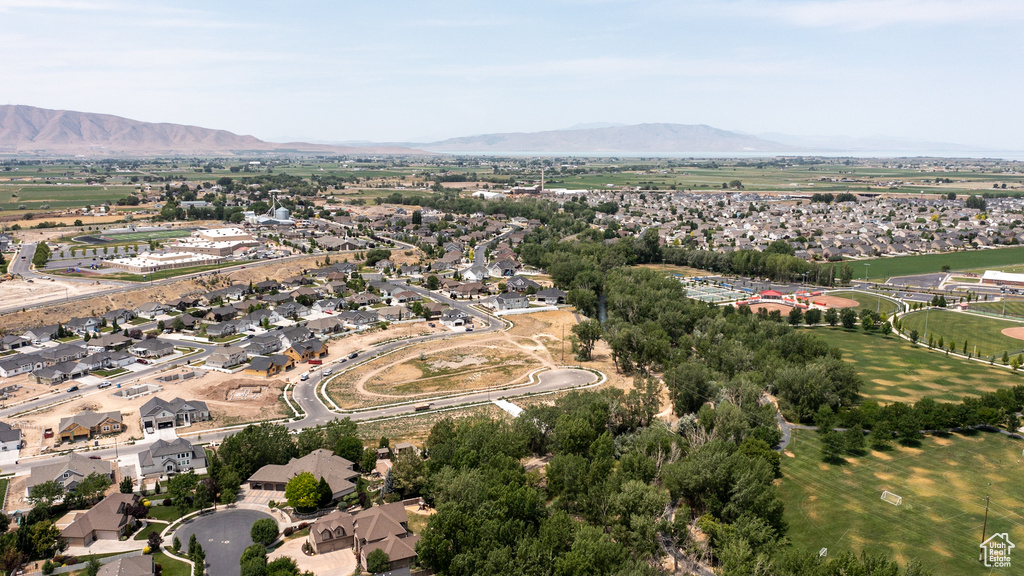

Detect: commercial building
[105, 252, 225, 274]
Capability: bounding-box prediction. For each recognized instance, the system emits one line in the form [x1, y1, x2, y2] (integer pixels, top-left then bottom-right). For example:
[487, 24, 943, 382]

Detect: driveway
[268, 535, 357, 575]
[173, 509, 275, 576]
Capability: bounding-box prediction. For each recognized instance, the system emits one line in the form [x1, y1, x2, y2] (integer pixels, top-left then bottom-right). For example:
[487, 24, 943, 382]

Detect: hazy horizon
[2, 1, 1022, 151]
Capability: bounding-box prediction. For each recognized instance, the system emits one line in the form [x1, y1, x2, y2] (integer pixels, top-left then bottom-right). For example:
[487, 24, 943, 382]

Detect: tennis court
[677, 276, 752, 303]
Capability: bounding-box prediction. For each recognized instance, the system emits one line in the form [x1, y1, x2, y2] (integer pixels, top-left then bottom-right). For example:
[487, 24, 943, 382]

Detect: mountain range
[0, 105, 995, 157]
[0, 105, 423, 156]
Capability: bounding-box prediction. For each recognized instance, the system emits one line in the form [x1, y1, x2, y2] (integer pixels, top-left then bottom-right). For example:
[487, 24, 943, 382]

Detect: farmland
[808, 327, 1022, 403]
[0, 184, 135, 213]
[779, 429, 1024, 575]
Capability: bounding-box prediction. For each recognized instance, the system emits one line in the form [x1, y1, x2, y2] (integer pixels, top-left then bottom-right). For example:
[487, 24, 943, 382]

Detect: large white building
[981, 270, 1024, 287]
[105, 252, 225, 274]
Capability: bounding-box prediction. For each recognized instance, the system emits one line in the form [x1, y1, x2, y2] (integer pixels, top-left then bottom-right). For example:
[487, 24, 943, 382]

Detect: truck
[309, 359, 323, 365]
[414, 402, 434, 412]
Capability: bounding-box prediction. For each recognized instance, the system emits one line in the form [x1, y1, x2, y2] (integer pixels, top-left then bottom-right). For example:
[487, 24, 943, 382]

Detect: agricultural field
[0, 184, 135, 213]
[809, 327, 1022, 403]
[779, 429, 1024, 575]
[857, 246, 1024, 281]
[900, 309, 1024, 360]
[825, 290, 903, 316]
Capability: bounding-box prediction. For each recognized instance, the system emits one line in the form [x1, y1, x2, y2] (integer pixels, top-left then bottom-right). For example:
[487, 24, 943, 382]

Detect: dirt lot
[0, 255, 321, 333]
[1001, 327, 1024, 341]
[814, 295, 860, 309]
[0, 277, 123, 312]
[10, 367, 290, 457]
[743, 302, 794, 314]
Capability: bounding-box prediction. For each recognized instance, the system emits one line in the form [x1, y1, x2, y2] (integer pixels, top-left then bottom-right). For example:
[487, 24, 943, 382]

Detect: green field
[779, 429, 1024, 575]
[969, 299, 1024, 320]
[76, 229, 191, 244]
[900, 309, 1024, 360]
[54, 261, 240, 282]
[856, 247, 1024, 281]
[809, 327, 1022, 403]
[0, 184, 135, 212]
[826, 290, 903, 316]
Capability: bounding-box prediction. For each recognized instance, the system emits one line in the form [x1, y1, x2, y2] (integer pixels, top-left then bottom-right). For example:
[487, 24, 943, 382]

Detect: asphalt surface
[172, 508, 274, 576]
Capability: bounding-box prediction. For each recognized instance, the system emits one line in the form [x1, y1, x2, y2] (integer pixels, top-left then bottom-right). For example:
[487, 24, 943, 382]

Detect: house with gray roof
[0, 422, 22, 452]
[128, 339, 175, 358]
[27, 452, 113, 495]
[206, 346, 248, 369]
[138, 437, 207, 477]
[139, 397, 210, 430]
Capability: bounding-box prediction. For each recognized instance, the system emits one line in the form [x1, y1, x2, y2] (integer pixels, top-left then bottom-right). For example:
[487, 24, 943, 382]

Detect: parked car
[137, 358, 148, 364]
[98, 381, 112, 389]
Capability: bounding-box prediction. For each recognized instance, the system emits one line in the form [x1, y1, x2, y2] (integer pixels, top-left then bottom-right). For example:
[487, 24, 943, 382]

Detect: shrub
[282, 526, 294, 537]
[163, 498, 172, 506]
[143, 546, 152, 554]
[173, 536, 181, 552]
[42, 560, 54, 575]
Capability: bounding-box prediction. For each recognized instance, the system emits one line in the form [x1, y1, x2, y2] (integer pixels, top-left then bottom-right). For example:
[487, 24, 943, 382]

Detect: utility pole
[561, 326, 565, 364]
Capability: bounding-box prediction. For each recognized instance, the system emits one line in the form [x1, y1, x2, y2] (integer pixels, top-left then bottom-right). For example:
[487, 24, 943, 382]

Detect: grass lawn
[153, 551, 191, 576]
[147, 504, 191, 522]
[900, 309, 1024, 360]
[826, 290, 903, 316]
[969, 299, 1024, 321]
[91, 368, 129, 377]
[809, 327, 1023, 403]
[855, 246, 1024, 281]
[133, 521, 166, 541]
[778, 429, 1024, 575]
[0, 478, 8, 508]
[53, 261, 241, 282]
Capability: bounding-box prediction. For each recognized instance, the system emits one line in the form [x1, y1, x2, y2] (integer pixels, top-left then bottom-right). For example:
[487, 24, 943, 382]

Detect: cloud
[744, 0, 1024, 29]
[420, 55, 806, 80]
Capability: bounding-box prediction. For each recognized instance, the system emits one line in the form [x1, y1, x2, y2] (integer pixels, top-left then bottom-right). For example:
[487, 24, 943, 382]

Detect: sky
[2, 0, 1023, 150]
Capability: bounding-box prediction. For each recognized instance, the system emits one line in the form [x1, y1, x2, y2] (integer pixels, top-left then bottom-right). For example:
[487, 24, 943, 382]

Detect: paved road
[173, 508, 274, 576]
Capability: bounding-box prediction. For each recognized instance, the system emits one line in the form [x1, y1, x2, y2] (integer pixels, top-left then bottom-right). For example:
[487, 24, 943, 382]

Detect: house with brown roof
[59, 492, 140, 547]
[58, 411, 123, 442]
[247, 449, 358, 499]
[284, 339, 329, 364]
[308, 501, 420, 570]
[97, 556, 154, 576]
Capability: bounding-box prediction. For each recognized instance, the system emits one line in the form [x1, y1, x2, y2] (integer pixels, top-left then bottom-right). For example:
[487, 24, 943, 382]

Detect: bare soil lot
[814, 295, 860, 309]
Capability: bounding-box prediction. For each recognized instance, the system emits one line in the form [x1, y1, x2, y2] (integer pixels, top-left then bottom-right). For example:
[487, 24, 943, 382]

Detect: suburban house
[0, 422, 22, 452]
[493, 292, 529, 310]
[205, 321, 238, 338]
[138, 437, 208, 477]
[23, 325, 60, 344]
[128, 339, 175, 359]
[58, 411, 123, 442]
[59, 493, 140, 547]
[376, 305, 411, 321]
[284, 339, 329, 364]
[245, 334, 283, 356]
[306, 317, 344, 336]
[139, 397, 210, 430]
[30, 360, 91, 385]
[134, 302, 170, 319]
[534, 288, 567, 305]
[96, 556, 154, 576]
[439, 309, 472, 327]
[0, 335, 30, 351]
[306, 502, 420, 569]
[65, 317, 102, 335]
[206, 346, 248, 369]
[244, 354, 295, 378]
[81, 350, 135, 371]
[506, 276, 540, 292]
[338, 310, 379, 327]
[102, 309, 137, 324]
[86, 333, 132, 352]
[247, 449, 358, 499]
[27, 453, 114, 495]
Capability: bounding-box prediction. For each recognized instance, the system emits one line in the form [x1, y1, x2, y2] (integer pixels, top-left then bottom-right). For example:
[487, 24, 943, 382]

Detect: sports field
[826, 290, 903, 316]
[77, 229, 190, 244]
[856, 246, 1024, 281]
[809, 328, 1022, 403]
[779, 429, 1024, 575]
[969, 299, 1024, 321]
[900, 309, 1024, 360]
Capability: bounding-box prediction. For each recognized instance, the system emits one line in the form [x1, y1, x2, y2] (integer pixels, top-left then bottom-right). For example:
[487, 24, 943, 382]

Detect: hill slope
[420, 123, 792, 153]
[0, 105, 422, 156]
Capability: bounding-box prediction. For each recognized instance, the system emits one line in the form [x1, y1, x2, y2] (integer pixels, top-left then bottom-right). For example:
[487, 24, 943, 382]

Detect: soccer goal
[881, 491, 903, 506]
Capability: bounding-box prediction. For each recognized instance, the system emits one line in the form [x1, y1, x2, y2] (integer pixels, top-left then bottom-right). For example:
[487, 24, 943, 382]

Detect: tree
[335, 435, 365, 465]
[120, 476, 135, 494]
[148, 531, 163, 552]
[361, 448, 378, 474]
[28, 480, 64, 506]
[804, 308, 822, 326]
[787, 307, 803, 326]
[426, 275, 440, 290]
[824, 307, 839, 326]
[172, 317, 185, 332]
[840, 307, 858, 329]
[82, 558, 102, 576]
[250, 518, 279, 546]
[366, 549, 390, 573]
[193, 481, 211, 512]
[168, 470, 199, 518]
[819, 430, 845, 462]
[68, 472, 112, 507]
[31, 520, 62, 558]
[391, 450, 428, 497]
[284, 472, 320, 511]
[570, 319, 602, 361]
